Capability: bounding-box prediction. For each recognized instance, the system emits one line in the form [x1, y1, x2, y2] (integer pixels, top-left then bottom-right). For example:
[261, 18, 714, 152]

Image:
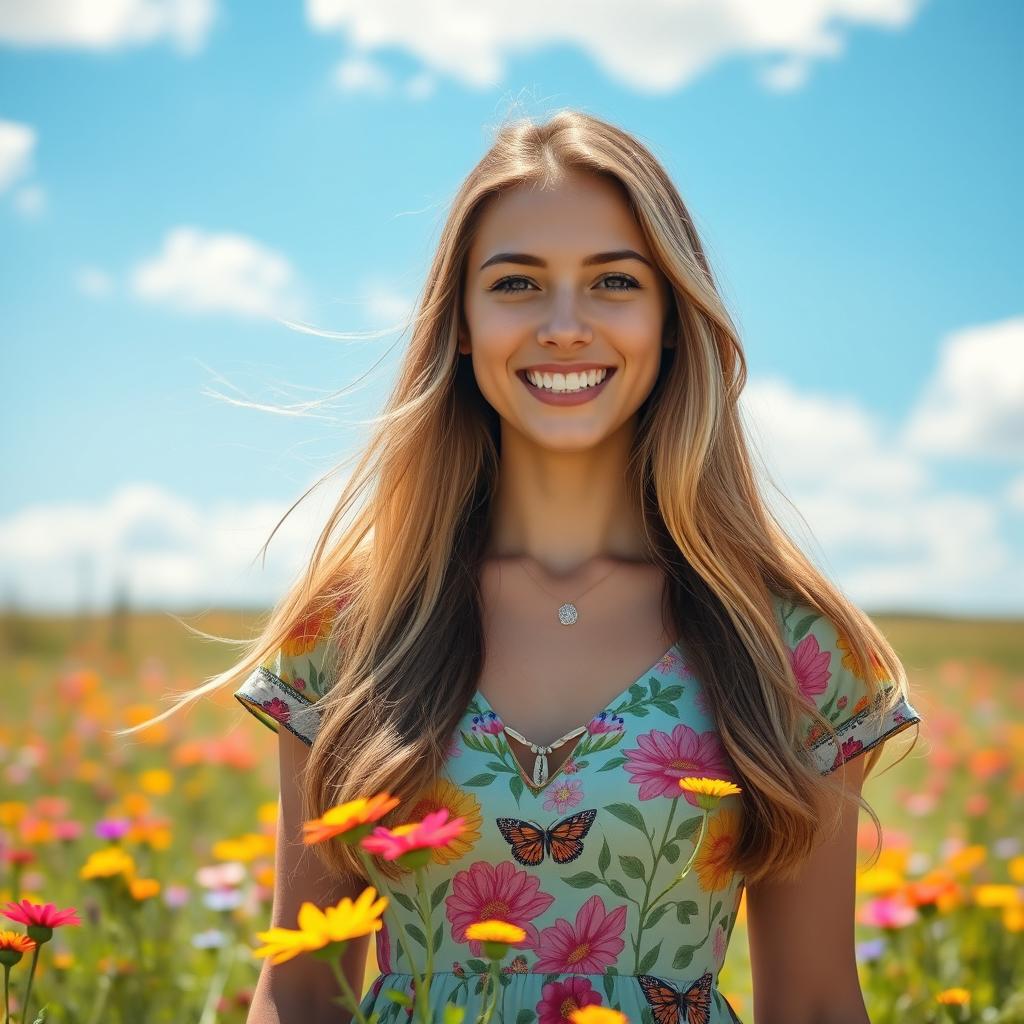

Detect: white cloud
[74, 265, 116, 298]
[0, 482, 339, 613]
[0, 0, 217, 56]
[1007, 474, 1024, 513]
[12, 183, 47, 218]
[0, 119, 36, 192]
[903, 316, 1024, 460]
[306, 0, 926, 93]
[129, 226, 309, 321]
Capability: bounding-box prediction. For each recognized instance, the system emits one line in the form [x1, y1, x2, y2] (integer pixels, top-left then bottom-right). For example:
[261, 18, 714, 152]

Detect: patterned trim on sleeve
[233, 665, 323, 747]
[806, 684, 921, 775]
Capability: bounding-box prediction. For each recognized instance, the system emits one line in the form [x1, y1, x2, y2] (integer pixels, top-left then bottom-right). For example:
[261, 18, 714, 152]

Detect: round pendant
[558, 602, 578, 625]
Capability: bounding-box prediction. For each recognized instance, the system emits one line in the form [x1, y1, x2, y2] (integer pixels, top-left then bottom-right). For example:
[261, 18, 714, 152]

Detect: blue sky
[1, 0, 1021, 615]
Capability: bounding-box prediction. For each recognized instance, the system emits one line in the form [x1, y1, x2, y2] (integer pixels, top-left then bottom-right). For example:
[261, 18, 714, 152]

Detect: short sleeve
[233, 607, 339, 747]
[777, 598, 922, 775]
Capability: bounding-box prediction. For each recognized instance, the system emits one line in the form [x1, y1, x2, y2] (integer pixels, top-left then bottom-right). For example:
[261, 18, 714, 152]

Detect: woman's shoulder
[233, 603, 343, 746]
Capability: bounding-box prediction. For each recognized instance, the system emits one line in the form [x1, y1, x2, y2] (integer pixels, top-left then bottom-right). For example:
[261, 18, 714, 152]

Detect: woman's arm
[745, 756, 872, 1024]
[247, 726, 371, 1024]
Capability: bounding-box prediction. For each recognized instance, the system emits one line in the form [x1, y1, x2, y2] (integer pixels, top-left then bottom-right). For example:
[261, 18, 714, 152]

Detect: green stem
[413, 868, 434, 1024]
[631, 795, 679, 972]
[327, 957, 371, 1024]
[475, 961, 501, 1024]
[18, 943, 40, 1024]
[4, 962, 10, 1024]
[197, 939, 238, 1024]
[358, 856, 428, 1024]
[647, 811, 708, 911]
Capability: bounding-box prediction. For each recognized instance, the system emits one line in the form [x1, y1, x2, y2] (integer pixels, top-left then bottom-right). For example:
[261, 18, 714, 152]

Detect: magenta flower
[788, 633, 831, 702]
[94, 817, 131, 841]
[587, 711, 624, 735]
[533, 894, 626, 973]
[471, 711, 503, 735]
[536, 976, 603, 1023]
[360, 808, 465, 861]
[260, 697, 290, 723]
[858, 896, 917, 929]
[2, 899, 81, 935]
[623, 723, 735, 803]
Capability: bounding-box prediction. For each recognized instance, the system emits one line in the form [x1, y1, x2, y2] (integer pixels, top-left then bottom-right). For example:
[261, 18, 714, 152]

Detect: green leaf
[604, 802, 648, 835]
[509, 773, 523, 804]
[675, 900, 699, 924]
[653, 701, 679, 718]
[791, 613, 818, 644]
[562, 871, 601, 889]
[486, 760, 516, 773]
[433, 922, 443, 953]
[463, 772, 496, 787]
[597, 756, 627, 772]
[672, 943, 696, 970]
[390, 890, 417, 914]
[405, 923, 427, 948]
[711, 899, 722, 923]
[430, 879, 450, 910]
[515, 1011, 536, 1024]
[607, 878, 629, 899]
[598, 837, 611, 875]
[650, 678, 661, 697]
[628, 683, 646, 702]
[644, 903, 672, 928]
[619, 854, 646, 880]
[674, 816, 703, 842]
[638, 939, 663, 974]
[466, 958, 488, 974]
[603, 971, 616, 1001]
[631, 704, 650, 717]
[659, 685, 684, 702]
[662, 841, 680, 864]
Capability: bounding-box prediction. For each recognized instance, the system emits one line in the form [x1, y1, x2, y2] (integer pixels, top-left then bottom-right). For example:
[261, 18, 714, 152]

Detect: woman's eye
[489, 274, 639, 293]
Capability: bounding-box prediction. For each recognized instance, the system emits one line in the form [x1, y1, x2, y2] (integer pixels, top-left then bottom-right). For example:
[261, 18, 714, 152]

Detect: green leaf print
[466, 958, 488, 974]
[674, 815, 703, 842]
[628, 683, 646, 702]
[607, 878, 629, 899]
[597, 756, 627, 772]
[602, 972, 616, 1001]
[598, 837, 611, 874]
[405, 922, 427, 948]
[644, 903, 672, 928]
[562, 871, 602, 888]
[390, 890, 417, 914]
[508, 773, 523, 803]
[631, 704, 650, 717]
[430, 879, 450, 910]
[515, 1011, 536, 1024]
[790, 612, 818, 644]
[662, 841, 680, 864]
[604, 802, 650, 837]
[672, 943, 696, 969]
[619, 854, 646, 880]
[675, 900, 698, 924]
[638, 939, 663, 974]
[462, 772, 497, 787]
[486, 760, 516, 773]
[652, 700, 679, 717]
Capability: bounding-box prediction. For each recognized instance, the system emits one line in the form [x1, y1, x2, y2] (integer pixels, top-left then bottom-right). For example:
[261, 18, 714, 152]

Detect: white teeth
[525, 368, 608, 392]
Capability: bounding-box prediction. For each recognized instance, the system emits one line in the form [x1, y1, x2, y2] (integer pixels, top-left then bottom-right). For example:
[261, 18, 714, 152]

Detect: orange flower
[282, 608, 335, 660]
[0, 929, 36, 962]
[836, 634, 888, 682]
[694, 808, 741, 892]
[129, 878, 161, 901]
[400, 779, 481, 865]
[303, 793, 401, 846]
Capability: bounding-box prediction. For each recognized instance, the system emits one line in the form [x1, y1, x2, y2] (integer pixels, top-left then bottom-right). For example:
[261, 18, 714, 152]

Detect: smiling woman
[121, 108, 923, 1024]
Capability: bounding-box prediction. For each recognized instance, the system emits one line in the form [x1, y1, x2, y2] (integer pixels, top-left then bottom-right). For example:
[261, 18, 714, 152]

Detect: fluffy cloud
[0, 119, 36, 192]
[307, 0, 925, 93]
[0, 0, 217, 56]
[902, 317, 1024, 461]
[129, 226, 309, 321]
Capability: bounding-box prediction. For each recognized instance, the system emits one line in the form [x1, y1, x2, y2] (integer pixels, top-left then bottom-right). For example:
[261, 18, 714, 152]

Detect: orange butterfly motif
[637, 970, 713, 1024]
[495, 808, 597, 866]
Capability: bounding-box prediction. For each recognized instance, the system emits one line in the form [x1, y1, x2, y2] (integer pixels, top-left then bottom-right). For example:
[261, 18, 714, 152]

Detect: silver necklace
[516, 557, 621, 625]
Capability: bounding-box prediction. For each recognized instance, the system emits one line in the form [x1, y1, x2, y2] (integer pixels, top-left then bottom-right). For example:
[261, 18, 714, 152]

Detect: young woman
[139, 110, 922, 1023]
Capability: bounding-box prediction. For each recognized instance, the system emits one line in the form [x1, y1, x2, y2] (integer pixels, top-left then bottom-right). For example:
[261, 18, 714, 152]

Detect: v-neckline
[472, 636, 683, 794]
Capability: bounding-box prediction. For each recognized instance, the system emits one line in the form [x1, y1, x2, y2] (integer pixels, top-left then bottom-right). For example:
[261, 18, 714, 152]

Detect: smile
[518, 367, 616, 406]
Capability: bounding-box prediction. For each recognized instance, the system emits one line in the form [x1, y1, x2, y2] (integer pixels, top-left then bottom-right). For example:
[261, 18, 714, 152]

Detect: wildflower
[569, 1008, 629, 1024]
[302, 793, 401, 846]
[0, 929, 36, 965]
[80, 847, 136, 882]
[129, 878, 161, 901]
[1, 899, 82, 943]
[857, 896, 917, 929]
[213, 833, 272, 862]
[935, 988, 970, 1005]
[677, 777, 742, 811]
[464, 920, 526, 960]
[360, 809, 466, 869]
[138, 769, 174, 795]
[252, 887, 388, 965]
[196, 862, 246, 889]
[192, 929, 228, 950]
[94, 818, 132, 842]
[972, 884, 1021, 909]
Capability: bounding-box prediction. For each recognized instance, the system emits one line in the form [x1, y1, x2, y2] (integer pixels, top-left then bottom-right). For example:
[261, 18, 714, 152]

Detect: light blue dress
[235, 595, 922, 1023]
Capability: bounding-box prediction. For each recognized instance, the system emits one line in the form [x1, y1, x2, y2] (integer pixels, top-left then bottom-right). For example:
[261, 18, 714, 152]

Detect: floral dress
[234, 594, 922, 1024]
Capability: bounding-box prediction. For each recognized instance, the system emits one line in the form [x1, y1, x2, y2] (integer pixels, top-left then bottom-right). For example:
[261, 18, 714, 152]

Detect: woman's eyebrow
[478, 249, 653, 271]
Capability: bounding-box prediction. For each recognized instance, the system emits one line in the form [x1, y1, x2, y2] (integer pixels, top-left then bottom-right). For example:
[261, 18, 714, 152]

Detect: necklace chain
[516, 557, 620, 626]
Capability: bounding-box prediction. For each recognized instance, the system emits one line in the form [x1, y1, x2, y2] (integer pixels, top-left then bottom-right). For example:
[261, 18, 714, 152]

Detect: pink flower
[446, 860, 555, 957]
[376, 918, 393, 974]
[788, 634, 831, 702]
[2, 899, 81, 930]
[858, 896, 917, 929]
[587, 712, 624, 735]
[542, 778, 584, 814]
[446, 736, 462, 758]
[471, 711, 504, 735]
[260, 697, 290, 723]
[831, 738, 864, 771]
[533, 894, 626, 973]
[623, 723, 735, 803]
[712, 924, 728, 970]
[360, 808, 465, 861]
[535, 976, 603, 1023]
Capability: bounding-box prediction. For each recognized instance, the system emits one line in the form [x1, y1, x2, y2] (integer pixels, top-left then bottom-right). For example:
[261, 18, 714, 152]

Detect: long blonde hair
[117, 108, 918, 887]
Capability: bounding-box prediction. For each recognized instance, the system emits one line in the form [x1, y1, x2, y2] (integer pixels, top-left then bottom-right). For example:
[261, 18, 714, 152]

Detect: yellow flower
[213, 833, 273, 862]
[401, 778, 482, 865]
[836, 634, 888, 681]
[694, 808, 741, 893]
[129, 878, 161, 901]
[569, 1008, 629, 1024]
[52, 951, 75, 970]
[857, 866, 905, 895]
[677, 778, 742, 812]
[972, 884, 1021, 909]
[1003, 902, 1024, 932]
[935, 988, 970, 1005]
[258, 802, 278, 826]
[1009, 856, 1024, 885]
[0, 802, 28, 827]
[138, 769, 174, 796]
[463, 920, 526, 944]
[80, 847, 136, 881]
[252, 887, 388, 966]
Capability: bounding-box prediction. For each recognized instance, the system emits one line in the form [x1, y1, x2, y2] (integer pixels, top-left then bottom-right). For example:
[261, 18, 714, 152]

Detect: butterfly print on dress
[495, 808, 597, 866]
[637, 970, 713, 1024]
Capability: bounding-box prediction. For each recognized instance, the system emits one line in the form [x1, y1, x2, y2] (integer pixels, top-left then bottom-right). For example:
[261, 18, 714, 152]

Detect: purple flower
[855, 938, 886, 963]
[94, 817, 131, 841]
[191, 928, 227, 949]
[163, 884, 191, 909]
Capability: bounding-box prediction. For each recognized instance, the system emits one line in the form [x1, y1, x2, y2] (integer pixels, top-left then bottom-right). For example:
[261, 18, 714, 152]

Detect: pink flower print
[535, 976, 604, 1023]
[658, 648, 685, 676]
[533, 894, 627, 973]
[832, 737, 864, 772]
[292, 676, 307, 691]
[712, 923, 728, 971]
[562, 758, 579, 775]
[446, 735, 462, 759]
[894, 711, 907, 725]
[587, 711, 624, 735]
[446, 860, 555, 957]
[542, 778, 584, 814]
[261, 697, 290, 724]
[837, 695, 848, 710]
[471, 710, 504, 735]
[376, 918, 392, 974]
[623, 723, 735, 804]
[788, 634, 831, 702]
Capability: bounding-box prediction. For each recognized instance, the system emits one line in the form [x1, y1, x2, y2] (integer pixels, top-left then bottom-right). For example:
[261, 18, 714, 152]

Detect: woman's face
[460, 169, 673, 452]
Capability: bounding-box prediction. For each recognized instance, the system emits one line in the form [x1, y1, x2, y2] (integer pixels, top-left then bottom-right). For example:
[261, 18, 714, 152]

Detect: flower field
[0, 611, 1022, 1023]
